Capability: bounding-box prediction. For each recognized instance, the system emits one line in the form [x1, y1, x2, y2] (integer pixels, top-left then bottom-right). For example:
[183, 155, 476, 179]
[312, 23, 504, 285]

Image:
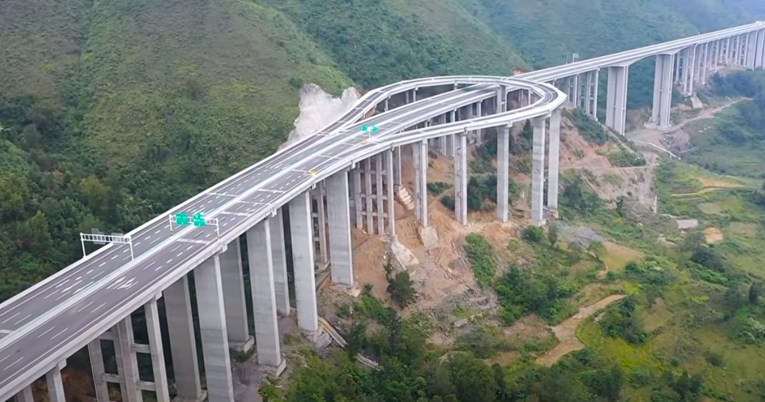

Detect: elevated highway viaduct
[1, 21, 764, 402]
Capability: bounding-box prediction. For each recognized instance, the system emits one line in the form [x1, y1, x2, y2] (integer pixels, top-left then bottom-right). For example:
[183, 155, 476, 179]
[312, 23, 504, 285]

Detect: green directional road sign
[175, 213, 190, 226]
[361, 125, 379, 135]
[193, 212, 207, 227]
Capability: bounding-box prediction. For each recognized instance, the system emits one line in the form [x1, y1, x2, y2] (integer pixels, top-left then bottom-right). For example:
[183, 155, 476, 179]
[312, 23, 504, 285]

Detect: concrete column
[730, 36, 735, 64]
[195, 256, 234, 402]
[219, 239, 251, 350]
[375, 154, 385, 233]
[652, 53, 675, 128]
[584, 73, 593, 115]
[674, 51, 682, 84]
[681, 48, 690, 95]
[393, 147, 402, 188]
[592, 69, 600, 121]
[531, 117, 547, 226]
[163, 276, 204, 401]
[270, 208, 291, 316]
[747, 32, 757, 69]
[700, 43, 709, 85]
[352, 167, 362, 229]
[246, 220, 283, 368]
[364, 158, 374, 234]
[145, 299, 171, 402]
[414, 140, 429, 227]
[13, 386, 34, 402]
[547, 110, 562, 211]
[726, 37, 733, 64]
[384, 98, 389, 112]
[413, 142, 421, 221]
[45, 364, 66, 402]
[454, 129, 469, 226]
[688, 45, 697, 94]
[736, 35, 743, 64]
[88, 339, 109, 402]
[496, 125, 510, 223]
[314, 185, 328, 264]
[385, 149, 396, 238]
[755, 30, 765, 68]
[326, 171, 354, 286]
[572, 75, 580, 108]
[477, 102, 484, 142]
[605, 65, 629, 135]
[115, 317, 141, 402]
[288, 192, 319, 332]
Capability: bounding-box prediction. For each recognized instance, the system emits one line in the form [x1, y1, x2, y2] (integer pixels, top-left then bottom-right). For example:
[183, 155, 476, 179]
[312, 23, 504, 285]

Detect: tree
[588, 241, 606, 261]
[749, 283, 761, 305]
[547, 224, 559, 247]
[447, 353, 497, 402]
[387, 272, 416, 308]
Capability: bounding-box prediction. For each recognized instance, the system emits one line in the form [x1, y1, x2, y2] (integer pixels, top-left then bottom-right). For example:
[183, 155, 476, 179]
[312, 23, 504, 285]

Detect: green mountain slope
[0, 0, 763, 302]
[262, 0, 528, 88]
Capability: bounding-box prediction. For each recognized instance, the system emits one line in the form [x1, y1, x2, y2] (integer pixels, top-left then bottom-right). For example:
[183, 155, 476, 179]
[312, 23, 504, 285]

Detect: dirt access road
[536, 294, 626, 367]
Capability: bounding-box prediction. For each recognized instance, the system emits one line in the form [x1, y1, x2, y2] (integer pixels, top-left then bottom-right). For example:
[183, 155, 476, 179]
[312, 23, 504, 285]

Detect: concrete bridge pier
[163, 276, 205, 402]
[755, 30, 765, 68]
[385, 149, 396, 239]
[531, 116, 547, 226]
[351, 167, 362, 230]
[652, 53, 675, 128]
[413, 139, 429, 227]
[547, 109, 562, 212]
[288, 192, 319, 334]
[115, 316, 141, 402]
[219, 239, 253, 353]
[699, 43, 709, 85]
[246, 220, 284, 369]
[496, 125, 510, 223]
[45, 362, 67, 402]
[364, 159, 374, 234]
[326, 170, 354, 286]
[311, 185, 328, 266]
[375, 154, 385, 233]
[605, 65, 629, 135]
[454, 128, 469, 226]
[746, 32, 758, 69]
[12, 386, 34, 402]
[270, 207, 291, 316]
[194, 255, 235, 402]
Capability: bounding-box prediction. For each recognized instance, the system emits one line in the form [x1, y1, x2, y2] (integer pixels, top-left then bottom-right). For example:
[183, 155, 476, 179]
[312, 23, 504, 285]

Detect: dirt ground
[536, 294, 626, 367]
[704, 227, 725, 244]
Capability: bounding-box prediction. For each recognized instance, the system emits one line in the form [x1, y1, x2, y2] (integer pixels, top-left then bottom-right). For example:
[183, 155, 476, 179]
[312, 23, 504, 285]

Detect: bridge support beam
[455, 129, 469, 226]
[145, 299, 171, 402]
[652, 53, 675, 128]
[270, 207, 291, 316]
[747, 32, 758, 69]
[247, 220, 284, 368]
[312, 185, 328, 265]
[13, 386, 34, 402]
[385, 150, 396, 238]
[375, 154, 385, 233]
[531, 116, 547, 226]
[88, 339, 109, 402]
[352, 167, 362, 229]
[45, 363, 67, 402]
[164, 276, 204, 401]
[364, 159, 374, 234]
[413, 140, 429, 227]
[700, 43, 709, 85]
[219, 239, 253, 353]
[327, 170, 354, 286]
[289, 192, 319, 333]
[194, 255, 235, 402]
[756, 30, 765, 69]
[605, 65, 629, 135]
[547, 109, 562, 211]
[115, 316, 141, 402]
[393, 147, 402, 188]
[496, 125, 510, 223]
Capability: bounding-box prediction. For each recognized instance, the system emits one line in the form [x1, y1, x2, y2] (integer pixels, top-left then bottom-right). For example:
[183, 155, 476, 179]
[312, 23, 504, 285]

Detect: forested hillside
[0, 0, 763, 301]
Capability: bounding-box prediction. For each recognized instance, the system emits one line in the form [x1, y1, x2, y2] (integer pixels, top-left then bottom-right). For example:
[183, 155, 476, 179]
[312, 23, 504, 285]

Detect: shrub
[387, 271, 417, 308]
[440, 195, 455, 211]
[522, 226, 545, 243]
[427, 181, 450, 195]
[464, 234, 497, 287]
